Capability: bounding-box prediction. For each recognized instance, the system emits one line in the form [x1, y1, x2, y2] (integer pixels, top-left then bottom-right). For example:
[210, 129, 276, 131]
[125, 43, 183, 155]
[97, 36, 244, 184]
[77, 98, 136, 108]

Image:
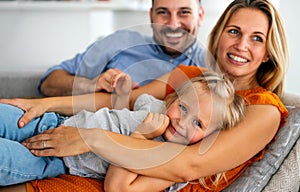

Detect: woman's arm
[23, 104, 281, 182]
[0, 93, 104, 128]
[90, 104, 281, 182]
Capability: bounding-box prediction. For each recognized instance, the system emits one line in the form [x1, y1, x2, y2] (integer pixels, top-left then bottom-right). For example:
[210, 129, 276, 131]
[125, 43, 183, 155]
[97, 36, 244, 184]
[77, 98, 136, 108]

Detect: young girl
[0, 71, 244, 191]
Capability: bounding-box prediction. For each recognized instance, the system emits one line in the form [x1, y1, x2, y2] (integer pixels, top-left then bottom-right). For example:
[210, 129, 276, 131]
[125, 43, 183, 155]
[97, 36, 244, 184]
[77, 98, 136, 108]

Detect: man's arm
[40, 69, 123, 96]
[40, 70, 93, 96]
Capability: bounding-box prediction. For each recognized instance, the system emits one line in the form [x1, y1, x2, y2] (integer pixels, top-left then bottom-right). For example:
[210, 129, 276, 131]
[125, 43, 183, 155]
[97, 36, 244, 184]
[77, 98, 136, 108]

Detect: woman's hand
[0, 98, 49, 128]
[22, 125, 91, 157]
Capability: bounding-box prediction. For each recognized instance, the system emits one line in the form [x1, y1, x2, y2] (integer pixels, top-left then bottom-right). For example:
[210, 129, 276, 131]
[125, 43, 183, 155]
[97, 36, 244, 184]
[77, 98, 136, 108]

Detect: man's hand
[94, 69, 139, 93]
[94, 68, 123, 92]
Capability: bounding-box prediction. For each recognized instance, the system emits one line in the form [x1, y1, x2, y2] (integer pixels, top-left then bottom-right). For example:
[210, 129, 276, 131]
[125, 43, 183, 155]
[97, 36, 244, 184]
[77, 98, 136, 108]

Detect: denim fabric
[0, 103, 66, 186]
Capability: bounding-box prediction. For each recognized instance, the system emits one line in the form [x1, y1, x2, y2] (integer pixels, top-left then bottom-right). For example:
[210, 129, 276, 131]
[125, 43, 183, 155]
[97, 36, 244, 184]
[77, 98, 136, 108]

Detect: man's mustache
[160, 27, 189, 34]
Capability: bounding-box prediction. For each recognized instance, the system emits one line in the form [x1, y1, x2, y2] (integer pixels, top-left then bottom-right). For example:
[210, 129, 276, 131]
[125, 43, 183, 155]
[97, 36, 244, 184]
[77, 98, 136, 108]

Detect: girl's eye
[179, 104, 187, 113]
[193, 119, 202, 128]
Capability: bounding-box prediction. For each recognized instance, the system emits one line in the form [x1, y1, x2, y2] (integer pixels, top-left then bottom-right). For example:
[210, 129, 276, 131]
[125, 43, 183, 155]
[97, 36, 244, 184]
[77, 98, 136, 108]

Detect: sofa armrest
[282, 91, 300, 107]
[0, 71, 44, 98]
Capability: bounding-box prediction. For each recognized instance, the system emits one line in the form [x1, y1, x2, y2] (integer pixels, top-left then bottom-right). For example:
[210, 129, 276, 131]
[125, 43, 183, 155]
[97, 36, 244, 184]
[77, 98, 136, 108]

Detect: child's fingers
[153, 113, 169, 129]
[143, 112, 154, 123]
[161, 114, 170, 130]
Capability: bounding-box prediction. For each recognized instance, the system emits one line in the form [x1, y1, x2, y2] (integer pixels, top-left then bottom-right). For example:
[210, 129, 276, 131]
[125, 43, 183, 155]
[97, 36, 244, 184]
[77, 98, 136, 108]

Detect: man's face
[150, 0, 204, 57]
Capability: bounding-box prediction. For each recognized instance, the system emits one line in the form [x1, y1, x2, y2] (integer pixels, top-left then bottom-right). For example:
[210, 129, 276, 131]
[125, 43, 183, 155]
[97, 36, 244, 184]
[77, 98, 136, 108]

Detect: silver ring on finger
[43, 141, 47, 149]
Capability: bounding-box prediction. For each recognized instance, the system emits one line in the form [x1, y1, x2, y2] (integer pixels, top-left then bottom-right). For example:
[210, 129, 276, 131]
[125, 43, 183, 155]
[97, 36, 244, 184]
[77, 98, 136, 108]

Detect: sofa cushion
[0, 71, 44, 98]
[264, 138, 300, 191]
[223, 106, 300, 192]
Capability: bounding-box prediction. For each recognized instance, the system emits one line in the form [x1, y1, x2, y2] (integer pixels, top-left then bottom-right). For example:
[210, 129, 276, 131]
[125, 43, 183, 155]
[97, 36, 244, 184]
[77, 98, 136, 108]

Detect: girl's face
[163, 83, 217, 145]
[216, 8, 269, 89]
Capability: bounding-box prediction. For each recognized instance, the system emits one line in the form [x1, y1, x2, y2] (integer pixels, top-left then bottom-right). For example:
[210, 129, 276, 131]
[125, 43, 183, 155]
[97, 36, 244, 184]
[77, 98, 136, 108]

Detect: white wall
[278, 0, 300, 93]
[0, 9, 91, 71]
[0, 1, 148, 71]
[0, 0, 299, 93]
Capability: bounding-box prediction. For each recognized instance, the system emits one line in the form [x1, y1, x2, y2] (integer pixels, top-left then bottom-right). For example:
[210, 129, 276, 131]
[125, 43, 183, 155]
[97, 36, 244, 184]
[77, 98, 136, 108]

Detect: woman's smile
[227, 53, 249, 64]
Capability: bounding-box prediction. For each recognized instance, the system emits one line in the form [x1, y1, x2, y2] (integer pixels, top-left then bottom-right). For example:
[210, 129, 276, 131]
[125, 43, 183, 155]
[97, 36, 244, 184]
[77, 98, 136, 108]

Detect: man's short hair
[151, 0, 201, 6]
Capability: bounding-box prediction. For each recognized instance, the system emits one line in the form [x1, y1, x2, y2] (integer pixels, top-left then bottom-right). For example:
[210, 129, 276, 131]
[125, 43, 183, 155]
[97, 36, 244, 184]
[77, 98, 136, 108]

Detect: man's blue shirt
[38, 29, 206, 92]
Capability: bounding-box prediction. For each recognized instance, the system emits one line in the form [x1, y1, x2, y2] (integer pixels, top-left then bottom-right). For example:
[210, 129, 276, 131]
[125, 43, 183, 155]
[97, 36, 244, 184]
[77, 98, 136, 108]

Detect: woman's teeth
[229, 54, 248, 63]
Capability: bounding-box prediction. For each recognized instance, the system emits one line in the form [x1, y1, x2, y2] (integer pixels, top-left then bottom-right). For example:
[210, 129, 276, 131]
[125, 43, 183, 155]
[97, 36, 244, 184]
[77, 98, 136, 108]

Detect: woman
[0, 0, 289, 191]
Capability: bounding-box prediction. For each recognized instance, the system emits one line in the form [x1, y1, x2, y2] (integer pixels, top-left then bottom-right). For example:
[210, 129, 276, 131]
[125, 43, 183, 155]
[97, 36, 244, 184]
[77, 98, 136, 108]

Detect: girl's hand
[133, 112, 169, 139]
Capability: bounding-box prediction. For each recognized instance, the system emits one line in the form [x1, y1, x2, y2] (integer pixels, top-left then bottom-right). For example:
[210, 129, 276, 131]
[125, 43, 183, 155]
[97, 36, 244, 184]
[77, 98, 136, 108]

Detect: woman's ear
[262, 55, 270, 63]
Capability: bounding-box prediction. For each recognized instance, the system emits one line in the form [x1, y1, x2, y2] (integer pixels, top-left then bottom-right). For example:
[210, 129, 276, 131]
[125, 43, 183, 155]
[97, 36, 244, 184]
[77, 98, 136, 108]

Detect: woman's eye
[253, 36, 263, 42]
[228, 29, 239, 35]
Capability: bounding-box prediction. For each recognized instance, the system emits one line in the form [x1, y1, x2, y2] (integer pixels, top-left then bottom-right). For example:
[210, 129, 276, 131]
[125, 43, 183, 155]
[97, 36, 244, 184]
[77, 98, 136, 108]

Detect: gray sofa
[0, 71, 44, 98]
[0, 71, 299, 191]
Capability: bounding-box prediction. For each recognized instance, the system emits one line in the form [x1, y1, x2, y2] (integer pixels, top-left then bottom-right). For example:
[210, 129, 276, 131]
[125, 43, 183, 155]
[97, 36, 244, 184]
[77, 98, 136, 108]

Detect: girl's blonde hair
[164, 70, 244, 188]
[165, 71, 244, 131]
[207, 0, 289, 97]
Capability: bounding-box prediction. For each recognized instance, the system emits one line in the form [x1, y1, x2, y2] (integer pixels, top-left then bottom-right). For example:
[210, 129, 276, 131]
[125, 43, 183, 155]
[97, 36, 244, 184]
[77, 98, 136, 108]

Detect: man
[39, 0, 205, 96]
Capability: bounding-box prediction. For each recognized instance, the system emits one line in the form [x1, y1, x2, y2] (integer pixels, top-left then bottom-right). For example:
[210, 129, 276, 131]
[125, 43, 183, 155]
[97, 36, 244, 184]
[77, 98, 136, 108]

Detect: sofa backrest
[0, 71, 44, 98]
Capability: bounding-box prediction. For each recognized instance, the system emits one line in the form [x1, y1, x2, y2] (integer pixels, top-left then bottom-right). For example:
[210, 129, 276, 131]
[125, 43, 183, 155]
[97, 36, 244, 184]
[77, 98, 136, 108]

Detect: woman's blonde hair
[207, 0, 289, 97]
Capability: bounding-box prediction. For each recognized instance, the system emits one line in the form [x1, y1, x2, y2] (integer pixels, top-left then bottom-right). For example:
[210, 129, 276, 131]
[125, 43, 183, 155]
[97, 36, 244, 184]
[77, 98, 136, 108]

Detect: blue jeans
[0, 103, 67, 186]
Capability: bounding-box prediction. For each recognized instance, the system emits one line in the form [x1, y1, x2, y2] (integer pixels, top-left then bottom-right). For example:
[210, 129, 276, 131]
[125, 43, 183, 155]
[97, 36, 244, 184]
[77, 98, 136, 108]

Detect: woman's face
[216, 8, 269, 88]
